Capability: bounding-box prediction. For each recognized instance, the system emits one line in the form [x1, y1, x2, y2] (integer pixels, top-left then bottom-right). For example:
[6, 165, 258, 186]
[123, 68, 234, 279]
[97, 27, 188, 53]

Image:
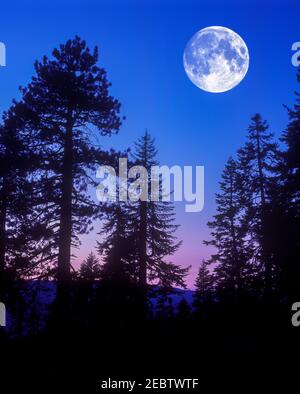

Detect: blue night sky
[0, 0, 299, 286]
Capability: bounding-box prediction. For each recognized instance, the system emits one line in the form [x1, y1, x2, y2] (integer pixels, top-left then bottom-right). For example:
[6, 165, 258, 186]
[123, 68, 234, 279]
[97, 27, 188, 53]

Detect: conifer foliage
[97, 131, 189, 289]
[18, 36, 122, 285]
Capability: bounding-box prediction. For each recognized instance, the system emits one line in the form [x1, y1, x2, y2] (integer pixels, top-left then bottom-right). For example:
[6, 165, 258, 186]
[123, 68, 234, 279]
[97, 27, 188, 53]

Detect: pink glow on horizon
[72, 224, 214, 290]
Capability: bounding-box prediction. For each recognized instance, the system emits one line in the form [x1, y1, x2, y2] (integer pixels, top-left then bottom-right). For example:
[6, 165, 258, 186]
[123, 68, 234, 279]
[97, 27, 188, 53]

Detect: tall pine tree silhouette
[96, 131, 189, 290]
[131, 131, 189, 289]
[204, 157, 253, 297]
[18, 36, 122, 293]
[193, 259, 214, 314]
[0, 103, 52, 283]
[280, 68, 300, 298]
[238, 114, 279, 296]
[79, 252, 101, 281]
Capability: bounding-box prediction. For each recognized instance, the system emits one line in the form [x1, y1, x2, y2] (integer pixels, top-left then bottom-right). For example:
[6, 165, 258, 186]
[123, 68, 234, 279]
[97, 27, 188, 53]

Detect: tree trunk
[0, 176, 8, 279]
[57, 115, 73, 286]
[255, 131, 266, 208]
[139, 200, 147, 287]
[229, 176, 240, 295]
[255, 130, 272, 296]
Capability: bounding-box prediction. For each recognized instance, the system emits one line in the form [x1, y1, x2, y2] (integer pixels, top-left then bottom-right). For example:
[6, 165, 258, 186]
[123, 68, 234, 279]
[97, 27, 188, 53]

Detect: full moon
[183, 26, 249, 93]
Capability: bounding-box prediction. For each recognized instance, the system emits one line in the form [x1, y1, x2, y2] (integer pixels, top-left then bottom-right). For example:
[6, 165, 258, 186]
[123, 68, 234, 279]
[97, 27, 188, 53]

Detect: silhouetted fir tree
[0, 102, 55, 319]
[17, 36, 122, 295]
[74, 252, 102, 328]
[0, 102, 51, 336]
[237, 114, 280, 296]
[131, 131, 189, 289]
[193, 259, 214, 314]
[282, 98, 300, 208]
[79, 252, 101, 281]
[204, 157, 253, 297]
[0, 109, 31, 280]
[279, 68, 300, 298]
